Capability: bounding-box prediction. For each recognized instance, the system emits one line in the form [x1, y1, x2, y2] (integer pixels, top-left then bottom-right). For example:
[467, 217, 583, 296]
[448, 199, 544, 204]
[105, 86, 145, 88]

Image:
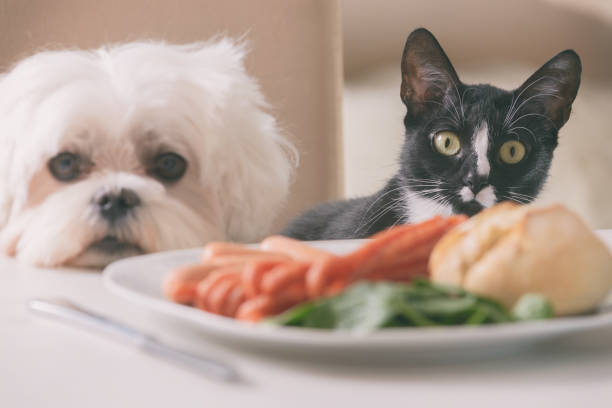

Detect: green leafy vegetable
[268, 280, 553, 330]
[512, 293, 554, 321]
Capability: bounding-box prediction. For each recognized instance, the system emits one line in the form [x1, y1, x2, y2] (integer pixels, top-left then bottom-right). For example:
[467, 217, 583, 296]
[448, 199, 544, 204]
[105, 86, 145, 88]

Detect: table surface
[3, 232, 612, 408]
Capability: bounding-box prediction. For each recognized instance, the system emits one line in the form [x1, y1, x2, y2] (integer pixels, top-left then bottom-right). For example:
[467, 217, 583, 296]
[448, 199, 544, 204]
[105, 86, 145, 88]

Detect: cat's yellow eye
[499, 140, 526, 164]
[433, 131, 461, 156]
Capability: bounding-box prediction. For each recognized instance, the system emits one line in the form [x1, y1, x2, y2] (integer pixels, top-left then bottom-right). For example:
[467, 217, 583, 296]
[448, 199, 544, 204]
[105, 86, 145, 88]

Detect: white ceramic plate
[103, 237, 612, 361]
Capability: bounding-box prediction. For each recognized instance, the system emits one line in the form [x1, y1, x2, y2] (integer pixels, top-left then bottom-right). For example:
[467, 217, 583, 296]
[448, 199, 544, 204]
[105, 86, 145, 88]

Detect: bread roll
[429, 202, 612, 316]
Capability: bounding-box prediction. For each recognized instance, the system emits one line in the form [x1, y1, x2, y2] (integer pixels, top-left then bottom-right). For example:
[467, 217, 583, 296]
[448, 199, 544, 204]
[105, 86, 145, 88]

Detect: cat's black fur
[283, 28, 581, 240]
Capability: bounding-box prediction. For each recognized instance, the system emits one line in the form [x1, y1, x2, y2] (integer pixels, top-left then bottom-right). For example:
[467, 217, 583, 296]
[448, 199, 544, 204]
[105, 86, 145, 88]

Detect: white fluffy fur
[473, 122, 490, 177]
[0, 39, 296, 267]
[402, 187, 454, 223]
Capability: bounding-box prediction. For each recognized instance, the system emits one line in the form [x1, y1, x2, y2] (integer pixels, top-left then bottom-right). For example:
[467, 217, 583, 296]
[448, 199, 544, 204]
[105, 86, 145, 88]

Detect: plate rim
[102, 242, 612, 348]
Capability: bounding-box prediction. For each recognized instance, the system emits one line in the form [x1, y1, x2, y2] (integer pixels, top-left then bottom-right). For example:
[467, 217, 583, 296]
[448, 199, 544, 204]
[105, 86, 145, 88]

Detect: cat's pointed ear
[513, 50, 581, 129]
[400, 28, 460, 116]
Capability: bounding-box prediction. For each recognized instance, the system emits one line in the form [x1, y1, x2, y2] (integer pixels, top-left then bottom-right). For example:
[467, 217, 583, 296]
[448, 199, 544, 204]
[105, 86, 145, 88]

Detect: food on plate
[429, 203, 612, 316]
[163, 201, 612, 328]
[511, 293, 554, 321]
[163, 215, 466, 321]
[260, 235, 333, 261]
[163, 264, 218, 304]
[269, 280, 552, 330]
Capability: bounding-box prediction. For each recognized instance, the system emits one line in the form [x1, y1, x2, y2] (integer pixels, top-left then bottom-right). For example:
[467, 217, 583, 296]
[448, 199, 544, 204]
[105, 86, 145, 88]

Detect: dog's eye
[48, 152, 82, 181]
[152, 153, 187, 182]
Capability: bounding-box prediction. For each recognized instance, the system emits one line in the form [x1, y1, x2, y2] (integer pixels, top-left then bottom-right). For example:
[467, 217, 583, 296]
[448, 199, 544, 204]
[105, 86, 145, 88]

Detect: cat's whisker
[404, 177, 442, 182]
[505, 190, 533, 198]
[507, 126, 535, 139]
[434, 196, 454, 215]
[506, 131, 520, 139]
[444, 93, 462, 124]
[507, 190, 535, 197]
[506, 112, 555, 130]
[404, 189, 453, 215]
[510, 92, 562, 122]
[498, 193, 532, 205]
[389, 219, 403, 228]
[504, 80, 562, 129]
[442, 115, 461, 127]
[405, 178, 445, 190]
[405, 181, 443, 186]
[354, 186, 407, 233]
[450, 81, 465, 122]
[354, 196, 405, 235]
[510, 198, 530, 205]
[416, 184, 444, 189]
[423, 98, 461, 126]
[504, 93, 560, 131]
[354, 190, 407, 232]
[418, 190, 446, 199]
[404, 177, 443, 184]
[411, 187, 443, 191]
[507, 193, 536, 202]
[435, 194, 453, 208]
[506, 188, 537, 198]
[504, 75, 557, 127]
[444, 81, 463, 123]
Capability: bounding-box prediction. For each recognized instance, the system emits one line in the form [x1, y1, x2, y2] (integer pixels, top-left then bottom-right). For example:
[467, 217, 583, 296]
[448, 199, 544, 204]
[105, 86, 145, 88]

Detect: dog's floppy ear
[220, 110, 296, 242]
[199, 40, 296, 242]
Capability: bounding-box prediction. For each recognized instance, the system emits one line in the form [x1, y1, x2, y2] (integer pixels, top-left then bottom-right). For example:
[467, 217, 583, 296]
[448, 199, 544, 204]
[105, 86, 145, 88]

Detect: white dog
[0, 39, 295, 268]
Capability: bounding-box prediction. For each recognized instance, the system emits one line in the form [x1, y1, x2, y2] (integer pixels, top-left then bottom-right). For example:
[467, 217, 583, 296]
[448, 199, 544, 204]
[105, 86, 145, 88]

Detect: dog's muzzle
[94, 188, 140, 222]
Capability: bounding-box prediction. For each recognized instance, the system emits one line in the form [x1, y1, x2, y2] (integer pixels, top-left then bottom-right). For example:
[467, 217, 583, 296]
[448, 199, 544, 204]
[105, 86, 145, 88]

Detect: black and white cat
[283, 28, 581, 240]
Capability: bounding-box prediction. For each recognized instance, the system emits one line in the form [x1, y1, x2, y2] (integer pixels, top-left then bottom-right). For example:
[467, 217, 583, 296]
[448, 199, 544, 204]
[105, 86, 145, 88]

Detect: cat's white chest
[402, 187, 454, 223]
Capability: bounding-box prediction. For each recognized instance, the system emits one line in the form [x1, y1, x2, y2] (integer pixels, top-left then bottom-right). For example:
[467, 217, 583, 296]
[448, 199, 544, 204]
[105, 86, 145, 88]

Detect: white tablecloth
[2, 232, 612, 408]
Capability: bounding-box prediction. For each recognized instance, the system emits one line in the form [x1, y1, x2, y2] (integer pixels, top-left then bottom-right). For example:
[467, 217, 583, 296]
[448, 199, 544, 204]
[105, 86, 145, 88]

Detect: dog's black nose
[95, 188, 140, 222]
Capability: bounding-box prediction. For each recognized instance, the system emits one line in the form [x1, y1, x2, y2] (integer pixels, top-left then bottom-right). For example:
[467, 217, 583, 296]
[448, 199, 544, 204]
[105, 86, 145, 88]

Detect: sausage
[260, 235, 333, 262]
[163, 264, 219, 304]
